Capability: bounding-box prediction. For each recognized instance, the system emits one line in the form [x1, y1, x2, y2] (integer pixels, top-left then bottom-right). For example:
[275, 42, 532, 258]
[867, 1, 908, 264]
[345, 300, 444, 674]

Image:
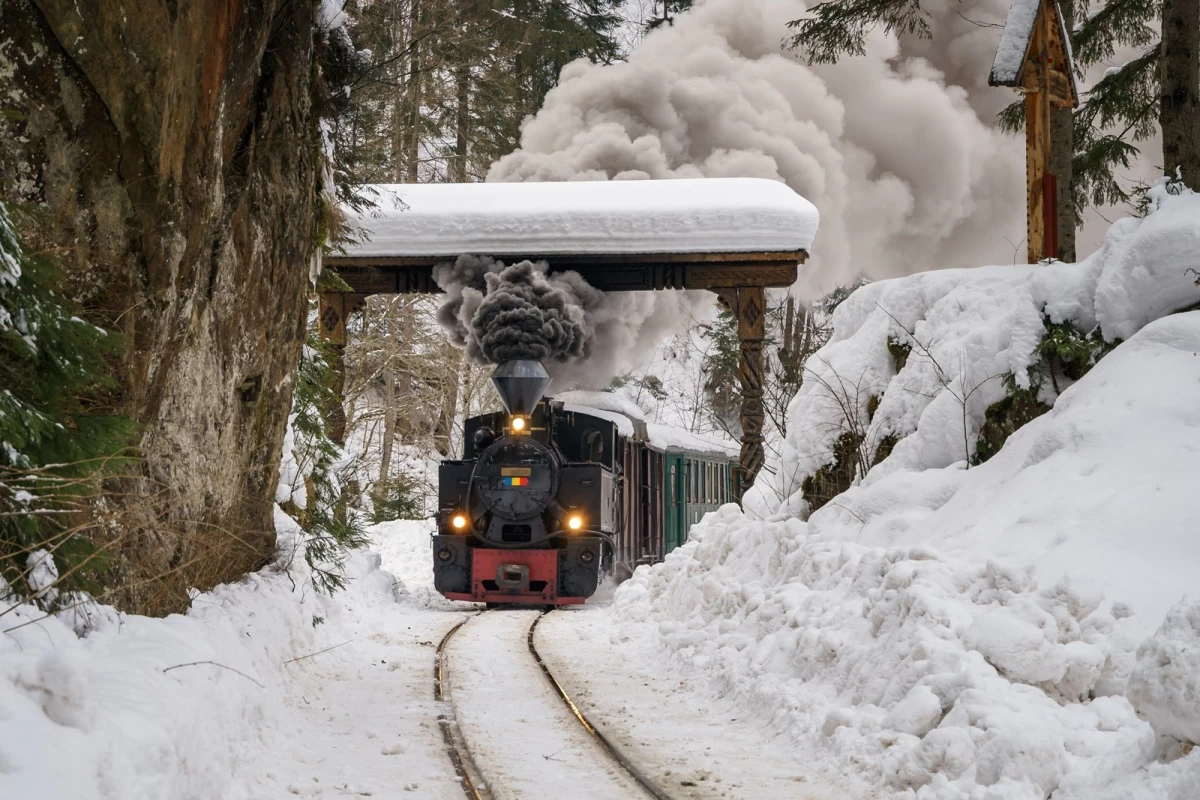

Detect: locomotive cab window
[583, 429, 606, 463]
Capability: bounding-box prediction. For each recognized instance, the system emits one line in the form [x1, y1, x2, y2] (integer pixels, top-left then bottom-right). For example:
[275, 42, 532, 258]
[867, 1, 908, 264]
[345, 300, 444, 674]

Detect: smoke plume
[434, 255, 703, 387]
[489, 0, 1028, 298]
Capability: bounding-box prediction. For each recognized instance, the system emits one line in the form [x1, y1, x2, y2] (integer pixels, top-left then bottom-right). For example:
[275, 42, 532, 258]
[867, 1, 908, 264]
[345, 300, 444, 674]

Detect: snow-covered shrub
[277, 323, 367, 593]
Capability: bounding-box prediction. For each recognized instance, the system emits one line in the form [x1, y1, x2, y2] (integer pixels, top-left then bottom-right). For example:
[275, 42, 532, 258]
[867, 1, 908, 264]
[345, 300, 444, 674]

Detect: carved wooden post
[736, 286, 767, 493]
[318, 292, 350, 445]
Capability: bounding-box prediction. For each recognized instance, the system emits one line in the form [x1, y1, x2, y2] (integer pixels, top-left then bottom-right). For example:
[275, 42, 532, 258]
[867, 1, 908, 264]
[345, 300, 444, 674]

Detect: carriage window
[669, 464, 676, 503]
[702, 462, 709, 504]
[689, 460, 696, 503]
[583, 429, 605, 462]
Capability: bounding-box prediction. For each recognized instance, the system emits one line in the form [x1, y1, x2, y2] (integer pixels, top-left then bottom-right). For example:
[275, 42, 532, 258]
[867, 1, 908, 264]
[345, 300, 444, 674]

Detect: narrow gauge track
[436, 609, 675, 800]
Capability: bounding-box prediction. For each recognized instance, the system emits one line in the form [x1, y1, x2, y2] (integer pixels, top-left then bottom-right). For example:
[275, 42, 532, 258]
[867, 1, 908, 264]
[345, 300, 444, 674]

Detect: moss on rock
[974, 381, 1051, 465]
[888, 336, 911, 373]
[802, 430, 863, 512]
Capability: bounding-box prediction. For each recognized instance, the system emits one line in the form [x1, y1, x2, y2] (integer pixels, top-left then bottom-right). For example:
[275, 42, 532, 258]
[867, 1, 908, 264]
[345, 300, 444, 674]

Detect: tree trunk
[0, 0, 320, 613]
[454, 63, 471, 183]
[1051, 0, 1077, 261]
[377, 359, 397, 494]
[1160, 0, 1200, 189]
[405, 0, 423, 182]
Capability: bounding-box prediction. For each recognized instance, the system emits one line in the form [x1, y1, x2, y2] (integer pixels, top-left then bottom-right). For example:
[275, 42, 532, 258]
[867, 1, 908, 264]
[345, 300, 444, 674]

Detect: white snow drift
[0, 512, 405, 800]
[612, 189, 1200, 799]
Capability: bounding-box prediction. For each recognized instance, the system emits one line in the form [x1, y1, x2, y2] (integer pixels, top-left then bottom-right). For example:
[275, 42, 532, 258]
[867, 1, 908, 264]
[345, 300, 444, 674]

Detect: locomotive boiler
[432, 360, 613, 606]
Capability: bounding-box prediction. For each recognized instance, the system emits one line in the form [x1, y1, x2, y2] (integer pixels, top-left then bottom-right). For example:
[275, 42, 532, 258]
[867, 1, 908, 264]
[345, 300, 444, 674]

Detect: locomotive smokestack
[491, 360, 552, 416]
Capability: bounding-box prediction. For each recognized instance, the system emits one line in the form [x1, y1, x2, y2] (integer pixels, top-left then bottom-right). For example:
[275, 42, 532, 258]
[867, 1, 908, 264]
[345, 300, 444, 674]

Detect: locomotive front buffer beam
[320, 249, 808, 496]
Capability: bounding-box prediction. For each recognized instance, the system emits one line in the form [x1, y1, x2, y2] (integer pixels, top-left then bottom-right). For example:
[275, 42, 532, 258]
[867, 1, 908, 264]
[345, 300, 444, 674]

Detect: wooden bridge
[320, 178, 817, 493]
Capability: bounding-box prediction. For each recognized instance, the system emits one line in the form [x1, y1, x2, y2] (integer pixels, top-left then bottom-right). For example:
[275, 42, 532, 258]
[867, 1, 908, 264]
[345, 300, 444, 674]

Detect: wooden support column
[318, 292, 361, 445]
[736, 286, 767, 493]
[717, 286, 768, 496]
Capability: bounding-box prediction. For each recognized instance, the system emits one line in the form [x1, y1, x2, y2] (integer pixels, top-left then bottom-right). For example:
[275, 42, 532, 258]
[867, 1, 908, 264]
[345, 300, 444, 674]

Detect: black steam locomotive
[432, 359, 739, 606]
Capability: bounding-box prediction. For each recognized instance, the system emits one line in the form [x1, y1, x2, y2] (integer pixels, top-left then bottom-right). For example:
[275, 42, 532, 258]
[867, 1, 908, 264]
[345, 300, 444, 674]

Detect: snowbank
[613, 194, 1200, 798]
[0, 510, 404, 800]
[614, 506, 1171, 798]
[755, 191, 1200, 521]
[341, 178, 819, 257]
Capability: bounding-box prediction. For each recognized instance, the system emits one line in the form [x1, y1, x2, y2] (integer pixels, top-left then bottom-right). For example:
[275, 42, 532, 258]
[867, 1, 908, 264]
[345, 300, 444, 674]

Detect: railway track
[436, 608, 674, 800]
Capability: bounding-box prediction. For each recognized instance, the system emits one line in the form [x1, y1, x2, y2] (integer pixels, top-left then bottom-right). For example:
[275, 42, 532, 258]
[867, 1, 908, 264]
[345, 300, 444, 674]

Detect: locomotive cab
[433, 360, 611, 606]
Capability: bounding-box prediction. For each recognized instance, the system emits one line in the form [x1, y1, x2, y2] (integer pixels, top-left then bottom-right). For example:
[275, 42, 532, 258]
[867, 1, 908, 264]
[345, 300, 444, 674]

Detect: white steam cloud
[490, 0, 1027, 299]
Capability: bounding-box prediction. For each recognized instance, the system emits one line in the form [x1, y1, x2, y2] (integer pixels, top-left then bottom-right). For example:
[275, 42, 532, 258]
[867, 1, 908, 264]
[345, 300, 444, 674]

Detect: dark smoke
[434, 254, 697, 387]
[434, 255, 607, 366]
[474, 261, 590, 363]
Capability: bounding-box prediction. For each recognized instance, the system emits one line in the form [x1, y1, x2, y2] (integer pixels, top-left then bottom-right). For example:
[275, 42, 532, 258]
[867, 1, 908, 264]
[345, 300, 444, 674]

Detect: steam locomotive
[432, 359, 739, 606]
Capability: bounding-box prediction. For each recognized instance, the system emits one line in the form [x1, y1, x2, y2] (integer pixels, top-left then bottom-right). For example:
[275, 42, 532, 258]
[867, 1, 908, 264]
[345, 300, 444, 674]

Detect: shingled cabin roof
[988, 0, 1079, 107]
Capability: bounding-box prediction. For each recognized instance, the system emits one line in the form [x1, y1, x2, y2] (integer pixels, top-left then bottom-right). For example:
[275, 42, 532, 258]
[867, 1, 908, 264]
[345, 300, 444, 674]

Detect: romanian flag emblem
[505, 476, 529, 487]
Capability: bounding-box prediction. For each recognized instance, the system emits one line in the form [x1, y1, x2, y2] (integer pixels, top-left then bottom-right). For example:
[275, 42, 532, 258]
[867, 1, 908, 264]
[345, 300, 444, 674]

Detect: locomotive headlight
[510, 415, 527, 432]
[567, 514, 584, 531]
[451, 513, 469, 530]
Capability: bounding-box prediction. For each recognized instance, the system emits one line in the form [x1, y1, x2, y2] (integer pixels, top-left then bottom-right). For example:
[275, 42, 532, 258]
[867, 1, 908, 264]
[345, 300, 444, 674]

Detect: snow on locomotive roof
[555, 391, 646, 424]
[555, 390, 738, 459]
[343, 178, 818, 257]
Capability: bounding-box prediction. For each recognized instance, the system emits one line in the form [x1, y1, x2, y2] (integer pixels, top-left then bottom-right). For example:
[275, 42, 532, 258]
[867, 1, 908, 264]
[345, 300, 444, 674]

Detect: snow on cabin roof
[343, 178, 819, 258]
[989, 0, 1078, 102]
[990, 0, 1041, 85]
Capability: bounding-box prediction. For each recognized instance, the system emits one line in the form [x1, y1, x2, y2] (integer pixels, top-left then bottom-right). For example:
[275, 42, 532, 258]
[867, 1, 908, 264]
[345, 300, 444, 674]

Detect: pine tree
[278, 296, 369, 594]
[334, 0, 628, 186]
[0, 201, 134, 603]
[1070, 0, 1163, 206]
[1063, 0, 1198, 201]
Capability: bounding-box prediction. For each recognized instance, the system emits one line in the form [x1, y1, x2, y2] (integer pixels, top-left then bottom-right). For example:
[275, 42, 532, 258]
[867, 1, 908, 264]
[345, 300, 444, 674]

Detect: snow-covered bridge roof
[341, 178, 818, 258]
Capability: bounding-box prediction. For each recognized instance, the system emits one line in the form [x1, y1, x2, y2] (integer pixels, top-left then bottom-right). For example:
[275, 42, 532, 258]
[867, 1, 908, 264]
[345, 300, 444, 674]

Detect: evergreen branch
[996, 99, 1025, 134]
[1071, 0, 1158, 69]
[786, 0, 932, 64]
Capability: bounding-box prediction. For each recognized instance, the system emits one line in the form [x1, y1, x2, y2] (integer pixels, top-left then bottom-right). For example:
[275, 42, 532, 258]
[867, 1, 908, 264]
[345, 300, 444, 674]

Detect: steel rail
[526, 610, 676, 800]
[436, 612, 490, 800]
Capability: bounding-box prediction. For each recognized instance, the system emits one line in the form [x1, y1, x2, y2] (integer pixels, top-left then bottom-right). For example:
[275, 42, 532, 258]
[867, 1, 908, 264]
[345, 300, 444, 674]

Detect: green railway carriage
[551, 392, 740, 576]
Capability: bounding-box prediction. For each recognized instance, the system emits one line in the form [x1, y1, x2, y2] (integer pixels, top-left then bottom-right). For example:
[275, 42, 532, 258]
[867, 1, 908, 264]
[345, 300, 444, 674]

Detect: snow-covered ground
[0, 515, 467, 799]
[609, 189, 1200, 799]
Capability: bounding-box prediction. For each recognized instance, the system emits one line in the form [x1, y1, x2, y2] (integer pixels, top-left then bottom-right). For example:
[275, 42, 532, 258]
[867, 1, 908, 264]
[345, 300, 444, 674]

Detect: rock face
[0, 1, 320, 612]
